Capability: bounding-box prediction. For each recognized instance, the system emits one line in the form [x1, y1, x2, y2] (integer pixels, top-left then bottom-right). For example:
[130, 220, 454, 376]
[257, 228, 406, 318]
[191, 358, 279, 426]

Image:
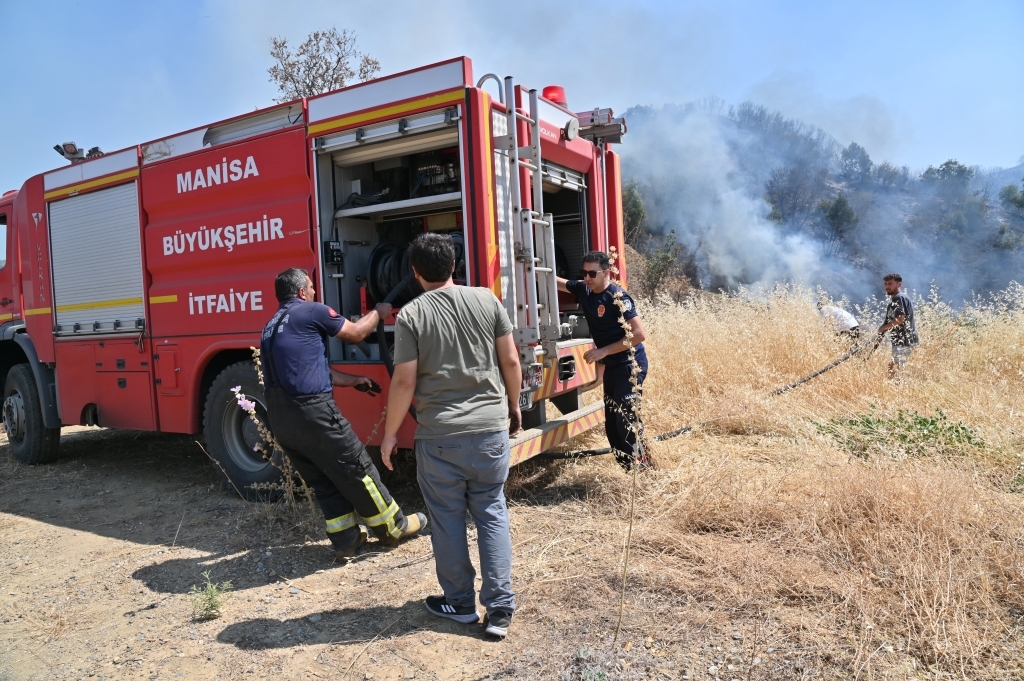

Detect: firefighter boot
[375, 512, 428, 546]
[330, 525, 368, 561]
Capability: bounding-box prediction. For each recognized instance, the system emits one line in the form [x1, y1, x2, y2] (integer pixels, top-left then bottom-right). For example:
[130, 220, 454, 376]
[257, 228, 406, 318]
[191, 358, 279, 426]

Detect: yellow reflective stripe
[55, 297, 143, 313]
[359, 475, 401, 537]
[307, 88, 465, 135]
[0, 313, 12, 321]
[24, 307, 52, 316]
[324, 512, 358, 534]
[43, 169, 139, 200]
[149, 295, 178, 304]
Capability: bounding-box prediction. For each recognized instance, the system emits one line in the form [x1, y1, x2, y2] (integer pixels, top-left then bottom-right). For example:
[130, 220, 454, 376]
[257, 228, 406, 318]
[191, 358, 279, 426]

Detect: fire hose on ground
[365, 246, 881, 461]
[538, 336, 879, 461]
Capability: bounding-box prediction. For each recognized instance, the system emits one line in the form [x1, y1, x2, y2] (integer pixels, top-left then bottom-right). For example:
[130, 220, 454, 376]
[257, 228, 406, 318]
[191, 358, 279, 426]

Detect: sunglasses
[581, 269, 604, 279]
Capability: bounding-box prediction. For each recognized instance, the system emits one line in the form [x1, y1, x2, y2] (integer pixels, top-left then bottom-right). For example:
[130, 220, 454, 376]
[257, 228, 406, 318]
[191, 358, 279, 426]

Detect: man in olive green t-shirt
[380, 233, 522, 638]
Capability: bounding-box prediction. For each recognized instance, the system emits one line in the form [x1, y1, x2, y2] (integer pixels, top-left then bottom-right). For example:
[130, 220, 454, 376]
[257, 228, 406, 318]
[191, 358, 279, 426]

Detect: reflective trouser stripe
[359, 475, 401, 538]
[325, 512, 358, 534]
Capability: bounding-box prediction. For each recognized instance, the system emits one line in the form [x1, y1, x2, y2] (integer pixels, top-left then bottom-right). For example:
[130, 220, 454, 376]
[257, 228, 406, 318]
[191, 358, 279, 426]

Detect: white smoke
[620, 105, 859, 292]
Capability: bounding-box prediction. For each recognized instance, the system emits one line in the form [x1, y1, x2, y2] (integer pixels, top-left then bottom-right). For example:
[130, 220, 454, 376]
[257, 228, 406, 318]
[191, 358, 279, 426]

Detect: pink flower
[231, 385, 242, 393]
[237, 396, 256, 411]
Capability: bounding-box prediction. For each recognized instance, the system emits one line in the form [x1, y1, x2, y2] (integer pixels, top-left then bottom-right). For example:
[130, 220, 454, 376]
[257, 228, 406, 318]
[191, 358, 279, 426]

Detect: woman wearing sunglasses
[557, 251, 650, 471]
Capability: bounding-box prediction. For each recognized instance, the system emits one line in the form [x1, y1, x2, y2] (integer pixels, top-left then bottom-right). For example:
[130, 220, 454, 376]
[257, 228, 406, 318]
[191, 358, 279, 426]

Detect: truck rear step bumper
[509, 401, 604, 465]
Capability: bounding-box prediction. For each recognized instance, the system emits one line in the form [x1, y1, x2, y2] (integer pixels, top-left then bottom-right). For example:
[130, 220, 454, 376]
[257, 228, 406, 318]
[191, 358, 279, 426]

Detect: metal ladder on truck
[499, 77, 563, 371]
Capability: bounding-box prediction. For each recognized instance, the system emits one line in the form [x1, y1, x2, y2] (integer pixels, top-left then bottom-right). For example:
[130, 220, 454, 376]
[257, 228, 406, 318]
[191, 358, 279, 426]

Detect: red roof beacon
[542, 85, 568, 107]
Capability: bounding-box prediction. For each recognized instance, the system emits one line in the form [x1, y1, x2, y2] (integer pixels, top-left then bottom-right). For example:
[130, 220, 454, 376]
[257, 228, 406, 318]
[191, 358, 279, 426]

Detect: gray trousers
[415, 430, 516, 614]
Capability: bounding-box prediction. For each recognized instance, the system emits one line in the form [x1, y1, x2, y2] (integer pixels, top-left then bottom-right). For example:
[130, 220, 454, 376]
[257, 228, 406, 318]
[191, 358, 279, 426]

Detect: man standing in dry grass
[558, 251, 650, 471]
[876, 273, 919, 378]
[380, 233, 522, 638]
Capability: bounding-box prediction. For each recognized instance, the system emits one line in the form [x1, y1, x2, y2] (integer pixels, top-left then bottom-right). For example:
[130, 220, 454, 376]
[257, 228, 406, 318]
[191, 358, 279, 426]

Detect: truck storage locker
[48, 182, 145, 334]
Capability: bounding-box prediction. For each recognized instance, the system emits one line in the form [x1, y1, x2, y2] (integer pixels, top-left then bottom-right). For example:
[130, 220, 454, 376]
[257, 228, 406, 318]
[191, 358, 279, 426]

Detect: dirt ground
[0, 426, 716, 681]
[0, 426, 508, 681]
[8, 420, 1008, 681]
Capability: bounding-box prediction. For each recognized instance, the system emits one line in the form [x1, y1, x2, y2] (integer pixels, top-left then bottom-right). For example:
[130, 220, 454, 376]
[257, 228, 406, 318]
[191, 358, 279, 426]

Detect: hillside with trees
[618, 101, 1024, 302]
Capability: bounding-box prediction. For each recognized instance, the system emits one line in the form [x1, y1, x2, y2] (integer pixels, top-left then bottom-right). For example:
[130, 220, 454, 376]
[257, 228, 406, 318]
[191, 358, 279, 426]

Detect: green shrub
[189, 571, 233, 620]
[817, 407, 984, 460]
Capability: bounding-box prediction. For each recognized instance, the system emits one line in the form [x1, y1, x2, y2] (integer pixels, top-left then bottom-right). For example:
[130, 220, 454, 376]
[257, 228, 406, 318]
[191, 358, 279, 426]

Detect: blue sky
[2, 0, 1022, 192]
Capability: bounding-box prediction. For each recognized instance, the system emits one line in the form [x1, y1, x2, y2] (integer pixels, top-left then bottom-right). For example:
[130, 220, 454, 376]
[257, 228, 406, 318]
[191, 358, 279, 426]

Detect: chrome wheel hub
[3, 390, 26, 442]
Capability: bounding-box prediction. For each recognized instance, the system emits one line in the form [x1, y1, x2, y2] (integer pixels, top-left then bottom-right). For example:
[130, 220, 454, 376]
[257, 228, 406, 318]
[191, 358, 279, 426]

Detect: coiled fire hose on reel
[370, 246, 417, 419]
[365, 239, 457, 422]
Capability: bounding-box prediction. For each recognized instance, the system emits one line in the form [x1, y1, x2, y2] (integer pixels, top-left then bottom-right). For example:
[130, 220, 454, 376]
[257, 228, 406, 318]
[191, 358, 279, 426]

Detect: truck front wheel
[3, 364, 60, 464]
[203, 361, 283, 501]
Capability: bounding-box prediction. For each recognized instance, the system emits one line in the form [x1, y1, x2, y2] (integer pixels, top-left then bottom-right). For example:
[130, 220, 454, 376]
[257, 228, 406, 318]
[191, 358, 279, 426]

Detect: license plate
[519, 391, 534, 410]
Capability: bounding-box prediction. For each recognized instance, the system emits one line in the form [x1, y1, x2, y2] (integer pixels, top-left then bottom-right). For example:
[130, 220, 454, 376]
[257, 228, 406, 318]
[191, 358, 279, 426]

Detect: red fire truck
[0, 57, 629, 498]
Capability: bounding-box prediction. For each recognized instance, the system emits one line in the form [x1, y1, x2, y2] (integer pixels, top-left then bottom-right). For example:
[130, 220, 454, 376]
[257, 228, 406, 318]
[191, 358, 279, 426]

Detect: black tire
[3, 364, 60, 464]
[202, 360, 283, 501]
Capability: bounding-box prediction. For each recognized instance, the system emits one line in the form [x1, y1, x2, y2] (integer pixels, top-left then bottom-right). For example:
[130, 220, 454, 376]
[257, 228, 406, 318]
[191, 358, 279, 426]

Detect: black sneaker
[484, 610, 513, 637]
[424, 595, 479, 624]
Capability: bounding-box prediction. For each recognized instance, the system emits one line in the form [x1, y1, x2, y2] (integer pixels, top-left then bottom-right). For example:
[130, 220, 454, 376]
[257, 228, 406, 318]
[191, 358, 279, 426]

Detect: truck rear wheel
[3, 364, 60, 464]
[203, 361, 283, 501]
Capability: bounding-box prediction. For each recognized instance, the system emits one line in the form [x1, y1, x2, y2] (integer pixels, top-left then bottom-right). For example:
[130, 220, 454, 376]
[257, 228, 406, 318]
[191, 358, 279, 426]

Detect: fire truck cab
[1, 57, 629, 498]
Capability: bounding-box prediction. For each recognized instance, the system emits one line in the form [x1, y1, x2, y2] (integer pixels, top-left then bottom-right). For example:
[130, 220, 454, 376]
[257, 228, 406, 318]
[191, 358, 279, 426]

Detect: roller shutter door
[48, 182, 145, 335]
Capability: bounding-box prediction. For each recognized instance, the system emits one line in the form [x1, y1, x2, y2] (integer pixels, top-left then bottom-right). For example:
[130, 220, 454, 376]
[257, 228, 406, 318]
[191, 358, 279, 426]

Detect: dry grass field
[1, 283, 1023, 680]
[511, 283, 1024, 679]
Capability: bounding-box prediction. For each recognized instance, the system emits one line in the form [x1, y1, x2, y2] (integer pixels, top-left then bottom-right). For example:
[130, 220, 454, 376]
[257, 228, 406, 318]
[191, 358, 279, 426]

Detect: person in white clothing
[817, 302, 860, 341]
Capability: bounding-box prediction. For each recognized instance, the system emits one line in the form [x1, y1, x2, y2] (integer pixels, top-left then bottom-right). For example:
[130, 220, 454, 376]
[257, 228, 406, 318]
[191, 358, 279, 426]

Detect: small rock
[753, 657, 762, 665]
[682, 671, 691, 680]
[422, 639, 431, 645]
[644, 636, 654, 648]
[707, 666, 718, 676]
[289, 588, 299, 595]
[766, 647, 775, 654]
[729, 648, 739, 654]
[257, 563, 264, 569]
[623, 641, 632, 652]
[731, 632, 742, 640]
[308, 614, 321, 623]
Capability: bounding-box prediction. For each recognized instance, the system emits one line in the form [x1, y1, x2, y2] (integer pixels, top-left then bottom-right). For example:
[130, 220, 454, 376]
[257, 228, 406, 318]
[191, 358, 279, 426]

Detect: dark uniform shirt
[565, 280, 648, 367]
[261, 299, 346, 397]
[885, 291, 919, 347]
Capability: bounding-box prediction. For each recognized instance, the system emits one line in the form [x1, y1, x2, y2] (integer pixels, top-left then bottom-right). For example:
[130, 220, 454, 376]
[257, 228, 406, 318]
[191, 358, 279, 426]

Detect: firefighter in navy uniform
[261, 268, 427, 559]
[557, 251, 650, 471]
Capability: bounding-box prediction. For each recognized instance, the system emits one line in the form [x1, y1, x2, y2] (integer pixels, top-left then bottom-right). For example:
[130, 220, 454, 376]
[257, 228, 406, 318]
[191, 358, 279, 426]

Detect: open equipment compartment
[539, 161, 592, 337]
[314, 106, 469, 363]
